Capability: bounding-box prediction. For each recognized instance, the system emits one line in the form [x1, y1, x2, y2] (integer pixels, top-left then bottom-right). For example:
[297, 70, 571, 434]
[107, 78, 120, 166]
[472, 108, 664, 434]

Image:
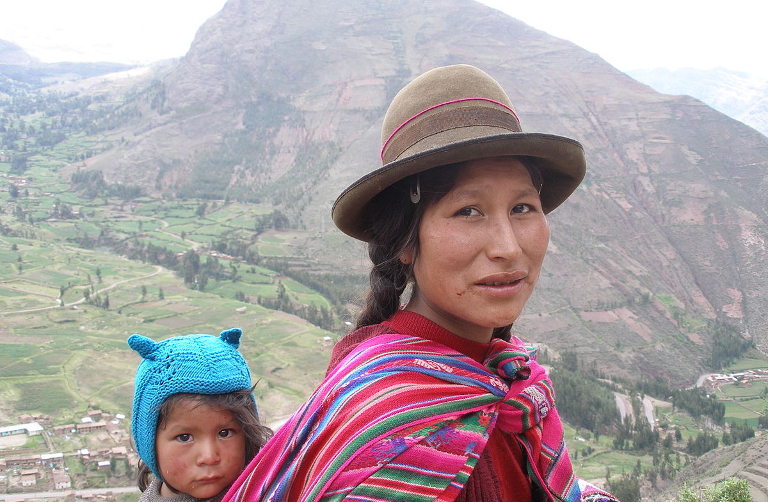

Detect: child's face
[156, 398, 246, 499]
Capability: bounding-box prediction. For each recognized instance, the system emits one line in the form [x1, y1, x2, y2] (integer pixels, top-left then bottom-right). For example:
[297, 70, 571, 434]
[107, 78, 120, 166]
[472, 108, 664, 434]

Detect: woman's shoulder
[326, 323, 397, 373]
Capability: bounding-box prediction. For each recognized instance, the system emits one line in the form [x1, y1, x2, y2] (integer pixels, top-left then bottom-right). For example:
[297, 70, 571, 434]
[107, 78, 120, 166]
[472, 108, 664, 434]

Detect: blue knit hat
[128, 328, 252, 478]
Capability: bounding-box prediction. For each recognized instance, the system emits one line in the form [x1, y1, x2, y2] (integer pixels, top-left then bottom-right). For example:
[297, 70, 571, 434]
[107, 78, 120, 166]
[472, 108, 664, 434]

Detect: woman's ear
[399, 248, 413, 265]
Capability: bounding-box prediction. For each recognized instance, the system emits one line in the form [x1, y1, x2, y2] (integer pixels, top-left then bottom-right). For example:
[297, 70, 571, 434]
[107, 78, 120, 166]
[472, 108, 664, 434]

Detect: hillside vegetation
[77, 0, 768, 385]
[0, 90, 346, 427]
[1, 0, 768, 499]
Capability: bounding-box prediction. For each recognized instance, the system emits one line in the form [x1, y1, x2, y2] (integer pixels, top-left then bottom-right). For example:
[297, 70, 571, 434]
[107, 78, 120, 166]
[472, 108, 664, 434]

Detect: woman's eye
[455, 207, 480, 217]
[218, 428, 235, 439]
[176, 433, 192, 443]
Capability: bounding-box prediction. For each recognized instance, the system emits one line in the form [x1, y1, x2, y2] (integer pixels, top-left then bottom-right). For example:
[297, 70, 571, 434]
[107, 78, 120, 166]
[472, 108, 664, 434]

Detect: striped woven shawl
[223, 333, 616, 502]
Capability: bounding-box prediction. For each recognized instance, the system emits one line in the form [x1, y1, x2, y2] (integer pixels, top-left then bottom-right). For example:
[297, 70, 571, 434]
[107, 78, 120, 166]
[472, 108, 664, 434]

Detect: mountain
[628, 67, 768, 137]
[0, 38, 134, 88]
[0, 39, 38, 65]
[81, 0, 768, 384]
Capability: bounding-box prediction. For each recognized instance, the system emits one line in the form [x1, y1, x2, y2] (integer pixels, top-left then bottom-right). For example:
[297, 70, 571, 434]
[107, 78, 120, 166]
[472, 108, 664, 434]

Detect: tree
[722, 422, 755, 445]
[182, 250, 200, 286]
[561, 351, 579, 371]
[276, 280, 289, 310]
[670, 478, 751, 502]
[608, 473, 641, 502]
[10, 155, 28, 173]
[686, 431, 719, 455]
[197, 273, 208, 291]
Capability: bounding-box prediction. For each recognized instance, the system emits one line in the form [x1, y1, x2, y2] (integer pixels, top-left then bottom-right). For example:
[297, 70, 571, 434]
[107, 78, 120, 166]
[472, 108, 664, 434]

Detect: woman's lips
[474, 272, 527, 297]
[476, 272, 526, 286]
[478, 280, 522, 286]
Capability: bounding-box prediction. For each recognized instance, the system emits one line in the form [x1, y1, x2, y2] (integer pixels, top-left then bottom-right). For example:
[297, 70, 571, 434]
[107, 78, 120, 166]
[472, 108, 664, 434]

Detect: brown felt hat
[332, 64, 586, 242]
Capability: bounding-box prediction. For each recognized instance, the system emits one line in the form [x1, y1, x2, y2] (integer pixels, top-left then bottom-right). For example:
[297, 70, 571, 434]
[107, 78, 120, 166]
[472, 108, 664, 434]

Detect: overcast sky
[1, 0, 765, 78]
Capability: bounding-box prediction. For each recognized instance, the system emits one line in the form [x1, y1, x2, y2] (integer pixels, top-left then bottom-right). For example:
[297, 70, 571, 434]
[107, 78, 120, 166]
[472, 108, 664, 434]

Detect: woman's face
[404, 157, 550, 342]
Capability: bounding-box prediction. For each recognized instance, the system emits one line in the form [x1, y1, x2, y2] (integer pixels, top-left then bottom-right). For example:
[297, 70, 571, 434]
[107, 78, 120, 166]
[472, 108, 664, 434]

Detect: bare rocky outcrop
[655, 435, 768, 502]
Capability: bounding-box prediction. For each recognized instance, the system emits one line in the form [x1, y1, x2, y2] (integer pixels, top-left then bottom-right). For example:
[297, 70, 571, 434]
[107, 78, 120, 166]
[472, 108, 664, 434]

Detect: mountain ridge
[73, 0, 768, 384]
[0, 38, 134, 89]
[628, 67, 768, 137]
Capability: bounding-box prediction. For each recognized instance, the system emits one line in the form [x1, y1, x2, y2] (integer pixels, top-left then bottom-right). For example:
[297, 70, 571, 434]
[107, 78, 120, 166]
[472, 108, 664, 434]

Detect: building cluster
[0, 173, 30, 190]
[702, 368, 768, 392]
[0, 408, 137, 499]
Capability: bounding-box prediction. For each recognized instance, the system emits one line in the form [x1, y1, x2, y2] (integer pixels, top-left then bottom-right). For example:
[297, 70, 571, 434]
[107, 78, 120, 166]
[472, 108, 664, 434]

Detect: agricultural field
[0, 234, 335, 425]
[0, 156, 342, 427]
[1, 123, 767, 500]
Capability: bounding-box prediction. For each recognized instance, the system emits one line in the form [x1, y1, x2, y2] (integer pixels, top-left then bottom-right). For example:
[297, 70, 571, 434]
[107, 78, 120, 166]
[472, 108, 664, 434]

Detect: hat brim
[332, 132, 586, 241]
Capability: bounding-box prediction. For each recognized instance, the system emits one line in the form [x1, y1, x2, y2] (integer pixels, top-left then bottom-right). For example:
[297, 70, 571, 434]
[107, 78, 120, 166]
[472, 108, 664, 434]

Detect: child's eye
[175, 433, 193, 443]
[218, 428, 236, 439]
[512, 204, 532, 214]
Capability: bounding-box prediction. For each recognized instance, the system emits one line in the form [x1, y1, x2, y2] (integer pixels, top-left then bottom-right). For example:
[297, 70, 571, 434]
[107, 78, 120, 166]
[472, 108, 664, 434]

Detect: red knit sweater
[327, 310, 533, 502]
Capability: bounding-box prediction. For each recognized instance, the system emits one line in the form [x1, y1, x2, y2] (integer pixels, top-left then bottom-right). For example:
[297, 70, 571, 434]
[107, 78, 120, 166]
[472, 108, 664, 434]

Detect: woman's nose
[485, 218, 523, 261]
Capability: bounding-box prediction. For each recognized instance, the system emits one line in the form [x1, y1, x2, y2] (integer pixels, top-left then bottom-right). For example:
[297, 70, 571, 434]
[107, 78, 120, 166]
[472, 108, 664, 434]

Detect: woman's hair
[355, 157, 544, 340]
[136, 388, 272, 492]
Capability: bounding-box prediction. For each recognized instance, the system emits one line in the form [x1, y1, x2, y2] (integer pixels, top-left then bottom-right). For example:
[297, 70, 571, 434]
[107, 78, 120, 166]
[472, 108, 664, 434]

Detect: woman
[224, 65, 618, 502]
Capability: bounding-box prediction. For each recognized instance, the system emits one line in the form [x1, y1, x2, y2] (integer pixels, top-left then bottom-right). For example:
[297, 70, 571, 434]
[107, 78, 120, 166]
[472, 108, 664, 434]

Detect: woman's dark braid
[353, 173, 427, 330]
[355, 242, 410, 329]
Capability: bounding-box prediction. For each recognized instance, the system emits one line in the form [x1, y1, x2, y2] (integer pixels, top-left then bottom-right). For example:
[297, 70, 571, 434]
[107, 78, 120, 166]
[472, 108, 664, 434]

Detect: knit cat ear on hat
[128, 328, 252, 479]
[219, 327, 242, 348]
[127, 334, 158, 359]
[127, 328, 243, 359]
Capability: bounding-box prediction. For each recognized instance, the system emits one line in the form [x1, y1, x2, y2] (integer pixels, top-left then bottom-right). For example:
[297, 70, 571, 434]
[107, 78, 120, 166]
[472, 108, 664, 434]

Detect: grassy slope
[1, 116, 767, 496]
[0, 143, 337, 426]
[0, 232, 335, 425]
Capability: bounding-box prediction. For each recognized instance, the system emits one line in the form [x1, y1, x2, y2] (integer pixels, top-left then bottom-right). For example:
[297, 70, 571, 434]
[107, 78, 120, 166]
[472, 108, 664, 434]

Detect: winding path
[0, 265, 163, 316]
[613, 392, 657, 430]
[0, 485, 138, 501]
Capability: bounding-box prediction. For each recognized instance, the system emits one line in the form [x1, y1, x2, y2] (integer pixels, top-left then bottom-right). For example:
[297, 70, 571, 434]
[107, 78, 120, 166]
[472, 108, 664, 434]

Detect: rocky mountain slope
[655, 434, 768, 502]
[81, 0, 768, 384]
[629, 67, 768, 137]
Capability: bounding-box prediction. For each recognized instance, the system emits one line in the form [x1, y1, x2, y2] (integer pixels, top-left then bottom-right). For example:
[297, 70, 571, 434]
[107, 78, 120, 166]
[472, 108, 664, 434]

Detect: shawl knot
[484, 337, 555, 434]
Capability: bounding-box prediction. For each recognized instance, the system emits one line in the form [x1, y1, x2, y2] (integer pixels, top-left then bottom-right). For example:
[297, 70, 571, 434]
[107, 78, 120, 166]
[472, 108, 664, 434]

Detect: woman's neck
[403, 299, 494, 344]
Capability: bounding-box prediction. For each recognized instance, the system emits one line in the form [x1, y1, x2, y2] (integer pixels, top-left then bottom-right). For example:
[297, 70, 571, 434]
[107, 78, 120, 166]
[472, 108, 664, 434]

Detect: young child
[128, 328, 271, 501]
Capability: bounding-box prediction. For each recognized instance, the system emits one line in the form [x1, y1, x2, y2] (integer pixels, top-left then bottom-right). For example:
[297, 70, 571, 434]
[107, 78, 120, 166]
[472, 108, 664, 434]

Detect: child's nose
[196, 440, 221, 465]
